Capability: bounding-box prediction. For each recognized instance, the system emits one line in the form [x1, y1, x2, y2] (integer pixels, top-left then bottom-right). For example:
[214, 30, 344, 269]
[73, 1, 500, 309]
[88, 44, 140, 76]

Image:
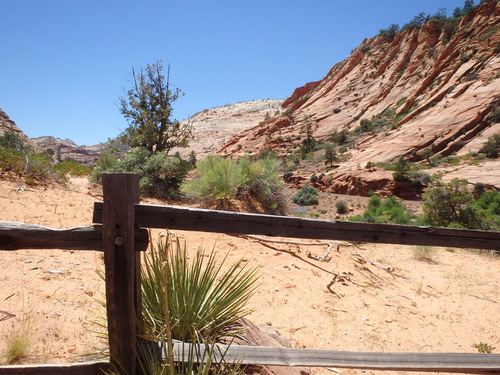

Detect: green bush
[183, 155, 246, 200]
[90, 152, 121, 182]
[183, 155, 287, 215]
[53, 160, 92, 177]
[335, 200, 348, 214]
[292, 185, 318, 206]
[240, 156, 287, 215]
[349, 195, 418, 225]
[393, 156, 411, 182]
[92, 147, 191, 199]
[423, 176, 474, 228]
[479, 133, 500, 158]
[0, 147, 25, 173]
[329, 129, 349, 145]
[422, 175, 499, 230]
[25, 153, 53, 182]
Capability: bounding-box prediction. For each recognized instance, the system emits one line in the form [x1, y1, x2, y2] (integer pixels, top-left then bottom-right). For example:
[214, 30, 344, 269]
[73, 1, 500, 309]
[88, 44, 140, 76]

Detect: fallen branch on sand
[232, 234, 353, 261]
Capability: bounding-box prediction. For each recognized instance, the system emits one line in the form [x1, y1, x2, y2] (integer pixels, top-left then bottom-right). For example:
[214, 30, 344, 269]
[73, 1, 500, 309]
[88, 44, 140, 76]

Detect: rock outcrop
[30, 136, 100, 165]
[0, 108, 28, 141]
[221, 2, 500, 190]
[173, 99, 283, 158]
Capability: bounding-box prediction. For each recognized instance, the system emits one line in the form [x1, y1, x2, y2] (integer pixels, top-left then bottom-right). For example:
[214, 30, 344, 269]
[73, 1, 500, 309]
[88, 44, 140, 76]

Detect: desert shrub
[0, 147, 25, 173]
[472, 342, 496, 354]
[324, 143, 337, 167]
[409, 171, 431, 186]
[392, 156, 411, 182]
[138, 151, 191, 198]
[183, 155, 287, 215]
[335, 200, 348, 214]
[292, 185, 318, 206]
[422, 175, 499, 230]
[329, 129, 349, 145]
[412, 246, 438, 261]
[240, 156, 287, 215]
[90, 152, 121, 182]
[473, 182, 486, 197]
[479, 133, 500, 158]
[283, 171, 294, 181]
[25, 153, 54, 182]
[92, 147, 191, 198]
[379, 24, 400, 42]
[5, 324, 30, 364]
[423, 176, 474, 228]
[349, 195, 418, 224]
[0, 131, 28, 153]
[0, 131, 32, 174]
[53, 160, 92, 177]
[360, 119, 374, 132]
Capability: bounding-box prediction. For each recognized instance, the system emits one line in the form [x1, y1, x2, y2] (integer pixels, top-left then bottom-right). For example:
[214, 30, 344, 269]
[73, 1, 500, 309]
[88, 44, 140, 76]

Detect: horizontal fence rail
[93, 203, 500, 251]
[166, 342, 500, 374]
[0, 360, 110, 374]
[0, 221, 149, 251]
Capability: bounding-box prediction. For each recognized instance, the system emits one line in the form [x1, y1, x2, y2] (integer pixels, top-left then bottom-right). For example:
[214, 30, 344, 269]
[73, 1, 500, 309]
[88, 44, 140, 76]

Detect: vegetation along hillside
[220, 1, 500, 196]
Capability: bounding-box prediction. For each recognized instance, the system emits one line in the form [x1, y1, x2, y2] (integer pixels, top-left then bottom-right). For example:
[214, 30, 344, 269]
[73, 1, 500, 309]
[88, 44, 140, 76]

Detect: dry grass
[412, 245, 438, 261]
[4, 323, 30, 364]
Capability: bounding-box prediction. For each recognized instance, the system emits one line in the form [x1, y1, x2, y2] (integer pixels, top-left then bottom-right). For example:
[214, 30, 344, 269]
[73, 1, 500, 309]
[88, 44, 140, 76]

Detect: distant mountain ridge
[30, 136, 100, 165]
[0, 100, 283, 165]
[0, 109, 100, 165]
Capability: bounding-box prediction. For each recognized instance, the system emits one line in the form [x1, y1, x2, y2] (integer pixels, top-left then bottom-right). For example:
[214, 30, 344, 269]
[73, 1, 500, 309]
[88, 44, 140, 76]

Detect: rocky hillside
[0, 109, 28, 141]
[30, 136, 100, 165]
[0, 109, 100, 165]
[220, 2, 500, 191]
[172, 99, 283, 158]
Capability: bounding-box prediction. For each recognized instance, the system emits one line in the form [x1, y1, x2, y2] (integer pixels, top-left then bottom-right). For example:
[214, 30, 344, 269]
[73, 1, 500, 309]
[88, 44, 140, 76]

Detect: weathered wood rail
[94, 203, 500, 250]
[167, 342, 500, 374]
[1, 173, 499, 374]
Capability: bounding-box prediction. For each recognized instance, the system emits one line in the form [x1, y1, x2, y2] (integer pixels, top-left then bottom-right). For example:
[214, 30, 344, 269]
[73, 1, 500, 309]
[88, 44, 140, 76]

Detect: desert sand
[0, 177, 499, 375]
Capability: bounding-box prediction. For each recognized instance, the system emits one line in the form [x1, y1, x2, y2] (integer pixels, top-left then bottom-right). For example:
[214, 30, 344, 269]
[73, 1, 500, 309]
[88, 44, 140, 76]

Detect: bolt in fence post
[102, 173, 140, 374]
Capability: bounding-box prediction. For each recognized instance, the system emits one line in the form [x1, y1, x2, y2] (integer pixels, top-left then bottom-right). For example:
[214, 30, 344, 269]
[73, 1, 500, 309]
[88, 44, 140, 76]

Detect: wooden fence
[0, 173, 499, 374]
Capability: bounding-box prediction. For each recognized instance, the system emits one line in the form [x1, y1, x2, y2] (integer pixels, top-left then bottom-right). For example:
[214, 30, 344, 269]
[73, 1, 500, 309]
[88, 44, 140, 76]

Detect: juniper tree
[119, 61, 192, 154]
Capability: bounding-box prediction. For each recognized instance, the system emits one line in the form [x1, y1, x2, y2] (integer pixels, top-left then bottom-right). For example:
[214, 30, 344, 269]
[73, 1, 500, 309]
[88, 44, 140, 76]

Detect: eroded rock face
[0, 108, 28, 141]
[30, 136, 100, 165]
[221, 2, 500, 190]
[1, 109, 100, 165]
[172, 99, 283, 159]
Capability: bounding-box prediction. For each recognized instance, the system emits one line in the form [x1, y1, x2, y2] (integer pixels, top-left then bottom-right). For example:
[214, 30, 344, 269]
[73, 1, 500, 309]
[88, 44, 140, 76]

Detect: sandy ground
[0, 177, 499, 374]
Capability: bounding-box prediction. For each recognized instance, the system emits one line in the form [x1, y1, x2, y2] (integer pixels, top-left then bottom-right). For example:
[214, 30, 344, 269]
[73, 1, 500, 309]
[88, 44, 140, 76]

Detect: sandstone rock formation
[172, 99, 283, 158]
[0, 108, 28, 141]
[221, 2, 500, 191]
[30, 136, 100, 165]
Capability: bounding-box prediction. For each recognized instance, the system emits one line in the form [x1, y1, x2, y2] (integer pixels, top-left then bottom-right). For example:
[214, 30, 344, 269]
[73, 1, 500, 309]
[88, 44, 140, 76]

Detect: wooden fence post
[102, 173, 140, 374]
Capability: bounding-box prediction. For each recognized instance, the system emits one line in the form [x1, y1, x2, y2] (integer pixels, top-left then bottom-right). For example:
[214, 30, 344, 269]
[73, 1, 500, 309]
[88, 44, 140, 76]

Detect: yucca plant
[138, 338, 244, 375]
[141, 231, 259, 343]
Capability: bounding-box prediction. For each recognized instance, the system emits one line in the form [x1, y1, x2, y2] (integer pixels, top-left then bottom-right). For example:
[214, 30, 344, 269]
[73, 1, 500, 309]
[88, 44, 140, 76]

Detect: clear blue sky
[1, 0, 469, 146]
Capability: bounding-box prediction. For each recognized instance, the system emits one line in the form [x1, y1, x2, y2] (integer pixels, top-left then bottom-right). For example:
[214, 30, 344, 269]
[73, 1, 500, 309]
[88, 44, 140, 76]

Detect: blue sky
[1, 0, 470, 146]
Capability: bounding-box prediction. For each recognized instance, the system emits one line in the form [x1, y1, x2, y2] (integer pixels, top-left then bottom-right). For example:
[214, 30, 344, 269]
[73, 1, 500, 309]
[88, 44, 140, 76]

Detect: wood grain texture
[0, 222, 149, 251]
[102, 173, 139, 375]
[93, 203, 500, 250]
[166, 342, 500, 373]
[0, 360, 110, 374]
